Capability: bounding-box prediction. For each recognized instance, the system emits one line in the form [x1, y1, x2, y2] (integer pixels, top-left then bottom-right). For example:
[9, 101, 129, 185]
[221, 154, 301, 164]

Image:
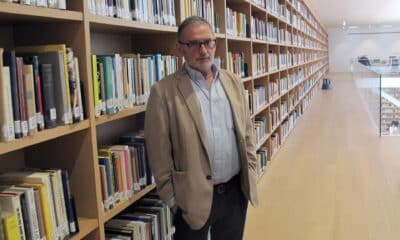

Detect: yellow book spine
[92, 55, 100, 117]
[3, 213, 21, 240]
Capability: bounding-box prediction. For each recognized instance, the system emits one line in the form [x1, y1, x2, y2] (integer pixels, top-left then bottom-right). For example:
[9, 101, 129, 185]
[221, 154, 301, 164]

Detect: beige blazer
[144, 67, 258, 230]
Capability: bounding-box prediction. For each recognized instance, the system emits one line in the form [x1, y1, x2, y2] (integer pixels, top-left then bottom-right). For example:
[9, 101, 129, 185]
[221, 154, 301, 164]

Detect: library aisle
[244, 73, 400, 240]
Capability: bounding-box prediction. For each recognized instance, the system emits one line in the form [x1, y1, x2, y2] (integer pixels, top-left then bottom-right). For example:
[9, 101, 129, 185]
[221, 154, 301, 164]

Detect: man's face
[177, 23, 216, 74]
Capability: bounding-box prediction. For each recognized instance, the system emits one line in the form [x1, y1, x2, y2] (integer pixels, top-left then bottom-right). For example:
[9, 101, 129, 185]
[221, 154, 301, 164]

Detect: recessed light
[348, 26, 359, 29]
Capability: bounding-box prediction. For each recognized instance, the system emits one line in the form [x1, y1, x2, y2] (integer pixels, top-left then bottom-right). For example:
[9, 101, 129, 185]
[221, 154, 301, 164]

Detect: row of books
[250, 17, 267, 41]
[270, 106, 279, 130]
[280, 76, 288, 94]
[267, 22, 278, 42]
[91, 53, 178, 117]
[105, 194, 175, 240]
[0, 0, 66, 9]
[182, 0, 215, 32]
[0, 169, 78, 240]
[279, 53, 288, 69]
[253, 85, 267, 113]
[254, 116, 267, 146]
[269, 79, 279, 101]
[252, 0, 265, 9]
[88, 0, 177, 26]
[268, 52, 278, 72]
[0, 45, 85, 142]
[279, 29, 292, 45]
[226, 8, 248, 38]
[280, 100, 288, 119]
[227, 52, 247, 79]
[252, 53, 267, 76]
[256, 147, 268, 176]
[270, 132, 279, 156]
[98, 131, 154, 211]
[280, 110, 298, 142]
[289, 89, 299, 110]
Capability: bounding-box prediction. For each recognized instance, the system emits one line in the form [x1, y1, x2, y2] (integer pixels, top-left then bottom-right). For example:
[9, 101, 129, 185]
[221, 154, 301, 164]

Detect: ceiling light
[348, 26, 359, 29]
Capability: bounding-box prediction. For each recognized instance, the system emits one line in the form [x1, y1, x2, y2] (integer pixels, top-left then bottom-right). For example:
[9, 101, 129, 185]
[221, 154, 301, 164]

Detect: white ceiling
[304, 0, 400, 28]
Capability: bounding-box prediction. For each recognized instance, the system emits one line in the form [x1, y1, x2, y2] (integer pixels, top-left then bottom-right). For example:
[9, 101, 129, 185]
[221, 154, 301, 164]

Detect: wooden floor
[244, 73, 400, 240]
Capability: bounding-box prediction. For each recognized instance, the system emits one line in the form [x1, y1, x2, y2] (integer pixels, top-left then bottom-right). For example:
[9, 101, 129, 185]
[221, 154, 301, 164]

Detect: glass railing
[353, 62, 400, 136]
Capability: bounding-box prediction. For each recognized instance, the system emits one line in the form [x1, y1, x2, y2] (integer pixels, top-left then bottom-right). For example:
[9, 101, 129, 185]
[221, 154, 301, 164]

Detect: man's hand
[171, 204, 179, 215]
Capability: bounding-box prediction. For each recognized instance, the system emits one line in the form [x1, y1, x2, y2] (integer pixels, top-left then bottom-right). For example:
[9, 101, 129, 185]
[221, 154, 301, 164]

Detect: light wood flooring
[244, 73, 400, 240]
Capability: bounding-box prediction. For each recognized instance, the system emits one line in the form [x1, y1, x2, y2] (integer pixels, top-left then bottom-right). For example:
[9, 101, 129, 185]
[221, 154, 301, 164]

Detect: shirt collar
[184, 62, 220, 87]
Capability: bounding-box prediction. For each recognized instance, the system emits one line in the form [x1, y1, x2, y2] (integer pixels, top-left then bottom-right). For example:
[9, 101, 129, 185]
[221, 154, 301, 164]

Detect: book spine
[3, 51, 22, 138]
[23, 64, 38, 135]
[16, 57, 29, 137]
[31, 56, 45, 131]
[40, 64, 58, 129]
[0, 66, 15, 142]
[61, 170, 78, 234]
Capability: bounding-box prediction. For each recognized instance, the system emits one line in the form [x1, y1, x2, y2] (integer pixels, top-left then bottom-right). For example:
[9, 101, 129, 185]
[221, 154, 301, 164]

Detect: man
[144, 16, 258, 240]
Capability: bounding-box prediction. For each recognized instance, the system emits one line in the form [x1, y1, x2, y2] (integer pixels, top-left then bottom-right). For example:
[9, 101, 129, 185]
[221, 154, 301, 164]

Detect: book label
[73, 107, 80, 119]
[37, 113, 44, 128]
[50, 108, 57, 120]
[2, 125, 14, 141]
[21, 121, 29, 135]
[14, 121, 22, 135]
[28, 116, 37, 130]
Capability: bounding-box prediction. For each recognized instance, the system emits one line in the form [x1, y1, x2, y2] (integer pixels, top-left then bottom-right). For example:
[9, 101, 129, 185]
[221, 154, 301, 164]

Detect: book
[23, 64, 38, 135]
[16, 57, 29, 137]
[3, 51, 22, 138]
[40, 64, 58, 129]
[0, 65, 15, 142]
[0, 192, 26, 239]
[1, 212, 21, 240]
[23, 56, 45, 131]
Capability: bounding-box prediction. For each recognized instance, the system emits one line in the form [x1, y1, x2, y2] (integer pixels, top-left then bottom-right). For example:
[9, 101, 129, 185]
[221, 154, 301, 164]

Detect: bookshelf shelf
[242, 76, 253, 82]
[95, 105, 146, 126]
[252, 38, 267, 44]
[0, 120, 90, 155]
[88, 14, 178, 33]
[70, 217, 99, 240]
[0, 2, 83, 22]
[227, 35, 252, 42]
[101, 184, 156, 223]
[251, 3, 266, 13]
[215, 33, 226, 38]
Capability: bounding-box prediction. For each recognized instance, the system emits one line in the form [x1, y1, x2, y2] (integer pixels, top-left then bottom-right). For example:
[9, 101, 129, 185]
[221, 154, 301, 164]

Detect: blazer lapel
[219, 71, 245, 139]
[176, 68, 210, 159]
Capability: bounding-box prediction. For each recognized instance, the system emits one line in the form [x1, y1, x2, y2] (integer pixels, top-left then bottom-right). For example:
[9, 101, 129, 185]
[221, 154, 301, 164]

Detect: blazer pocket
[171, 170, 188, 212]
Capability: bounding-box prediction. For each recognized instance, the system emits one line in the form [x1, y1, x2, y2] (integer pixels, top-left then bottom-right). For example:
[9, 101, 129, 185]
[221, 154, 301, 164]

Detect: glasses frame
[178, 38, 217, 50]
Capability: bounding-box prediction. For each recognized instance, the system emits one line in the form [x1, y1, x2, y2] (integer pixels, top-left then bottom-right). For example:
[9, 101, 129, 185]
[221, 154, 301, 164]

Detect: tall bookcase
[0, 0, 328, 239]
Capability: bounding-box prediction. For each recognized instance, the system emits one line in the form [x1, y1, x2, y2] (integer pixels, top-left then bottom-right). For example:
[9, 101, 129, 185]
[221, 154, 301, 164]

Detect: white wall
[328, 28, 400, 72]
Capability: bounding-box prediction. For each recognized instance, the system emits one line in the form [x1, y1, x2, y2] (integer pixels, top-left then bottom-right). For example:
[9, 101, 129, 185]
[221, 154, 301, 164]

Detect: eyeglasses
[178, 38, 217, 50]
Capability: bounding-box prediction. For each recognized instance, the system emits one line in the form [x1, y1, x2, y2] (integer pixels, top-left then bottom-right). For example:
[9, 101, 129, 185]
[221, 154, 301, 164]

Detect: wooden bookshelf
[101, 184, 156, 223]
[0, 0, 329, 239]
[0, 2, 83, 21]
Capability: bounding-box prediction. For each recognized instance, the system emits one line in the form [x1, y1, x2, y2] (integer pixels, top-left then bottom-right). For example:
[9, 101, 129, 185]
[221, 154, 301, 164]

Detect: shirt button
[206, 175, 212, 180]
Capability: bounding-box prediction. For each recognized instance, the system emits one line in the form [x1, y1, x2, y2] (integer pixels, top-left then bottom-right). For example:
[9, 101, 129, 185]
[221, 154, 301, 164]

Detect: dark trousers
[173, 175, 248, 240]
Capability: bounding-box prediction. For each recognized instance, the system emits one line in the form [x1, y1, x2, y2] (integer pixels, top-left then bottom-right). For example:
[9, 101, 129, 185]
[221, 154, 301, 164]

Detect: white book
[1, 66, 15, 142]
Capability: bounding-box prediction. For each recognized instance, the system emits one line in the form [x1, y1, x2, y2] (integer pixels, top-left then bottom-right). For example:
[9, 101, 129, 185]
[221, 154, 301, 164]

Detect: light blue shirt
[185, 63, 241, 184]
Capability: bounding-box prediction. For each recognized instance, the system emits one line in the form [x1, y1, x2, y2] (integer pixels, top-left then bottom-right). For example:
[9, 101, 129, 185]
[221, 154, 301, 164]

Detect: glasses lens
[187, 39, 216, 49]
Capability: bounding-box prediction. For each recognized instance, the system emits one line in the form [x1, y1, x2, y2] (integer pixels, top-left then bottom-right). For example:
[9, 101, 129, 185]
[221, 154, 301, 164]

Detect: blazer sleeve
[144, 83, 175, 203]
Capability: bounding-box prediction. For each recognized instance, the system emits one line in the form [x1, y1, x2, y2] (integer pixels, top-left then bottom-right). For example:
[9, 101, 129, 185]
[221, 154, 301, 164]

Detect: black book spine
[61, 170, 78, 235]
[40, 64, 58, 129]
[3, 51, 22, 138]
